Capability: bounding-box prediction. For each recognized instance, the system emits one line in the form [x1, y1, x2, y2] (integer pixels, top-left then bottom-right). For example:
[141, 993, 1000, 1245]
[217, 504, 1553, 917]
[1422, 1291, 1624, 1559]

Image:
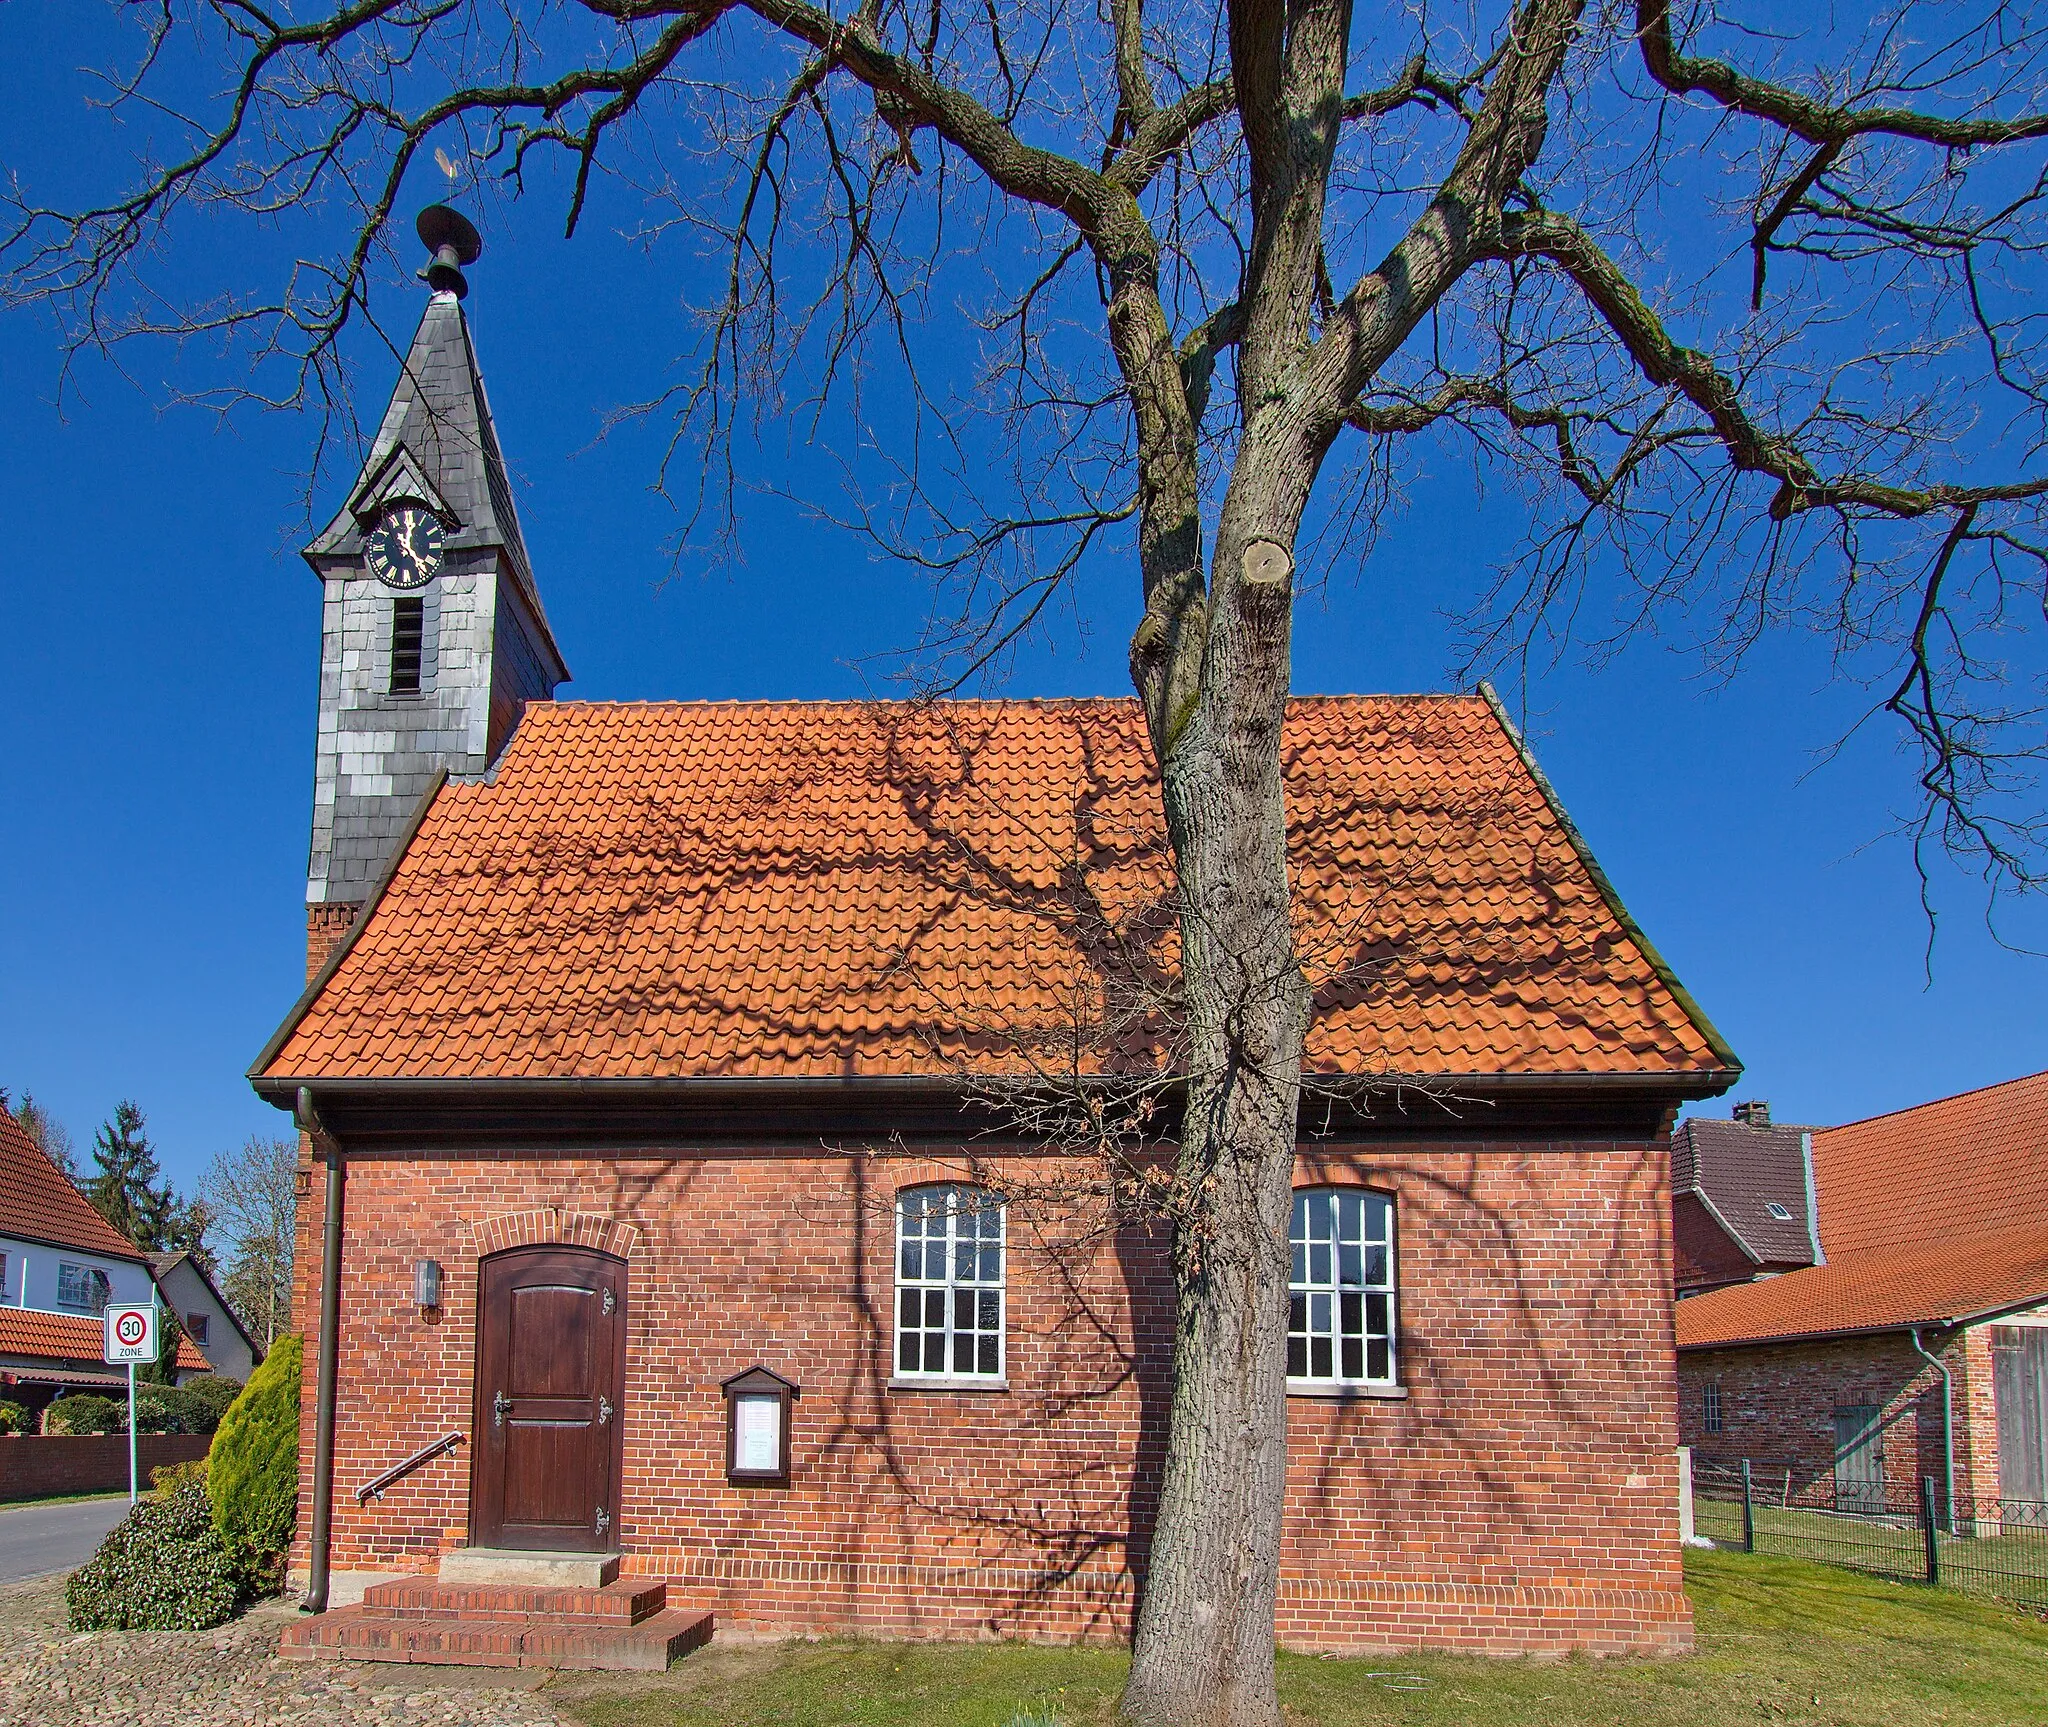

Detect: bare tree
[8, 3, 2048, 1721]
[204, 1136, 299, 1354]
[6, 1091, 78, 1177]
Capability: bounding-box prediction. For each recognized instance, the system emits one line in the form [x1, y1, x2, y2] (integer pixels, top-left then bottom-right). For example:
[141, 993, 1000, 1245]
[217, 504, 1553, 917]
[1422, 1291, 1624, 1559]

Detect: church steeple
[301, 207, 567, 924]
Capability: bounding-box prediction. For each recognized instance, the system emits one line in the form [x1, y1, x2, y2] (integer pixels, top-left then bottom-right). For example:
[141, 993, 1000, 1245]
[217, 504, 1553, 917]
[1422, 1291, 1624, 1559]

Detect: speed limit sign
[103, 1304, 160, 1364]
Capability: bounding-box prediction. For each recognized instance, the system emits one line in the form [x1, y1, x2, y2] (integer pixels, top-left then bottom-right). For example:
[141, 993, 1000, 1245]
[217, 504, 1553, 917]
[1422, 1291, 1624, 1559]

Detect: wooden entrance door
[1992, 1327, 2048, 1505]
[471, 1246, 625, 1552]
[1832, 1403, 1885, 1514]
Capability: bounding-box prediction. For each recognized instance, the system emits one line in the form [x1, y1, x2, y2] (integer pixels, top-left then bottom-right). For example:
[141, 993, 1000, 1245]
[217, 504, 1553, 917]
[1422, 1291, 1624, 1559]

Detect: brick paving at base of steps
[0, 1577, 568, 1727]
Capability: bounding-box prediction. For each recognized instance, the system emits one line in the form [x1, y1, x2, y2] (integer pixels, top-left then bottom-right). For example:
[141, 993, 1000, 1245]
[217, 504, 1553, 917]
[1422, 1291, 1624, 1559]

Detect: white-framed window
[1702, 1379, 1724, 1436]
[57, 1262, 112, 1315]
[895, 1185, 1006, 1381]
[1288, 1188, 1397, 1385]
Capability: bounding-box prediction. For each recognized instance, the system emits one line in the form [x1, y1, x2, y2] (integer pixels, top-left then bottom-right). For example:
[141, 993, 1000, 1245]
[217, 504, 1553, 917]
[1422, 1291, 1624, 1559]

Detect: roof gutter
[252, 1067, 1740, 1108]
[1680, 1288, 2048, 1353]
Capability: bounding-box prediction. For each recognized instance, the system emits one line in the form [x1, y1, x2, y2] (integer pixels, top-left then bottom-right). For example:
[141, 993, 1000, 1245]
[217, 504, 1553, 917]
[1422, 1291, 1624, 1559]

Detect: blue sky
[2, 8, 2042, 1202]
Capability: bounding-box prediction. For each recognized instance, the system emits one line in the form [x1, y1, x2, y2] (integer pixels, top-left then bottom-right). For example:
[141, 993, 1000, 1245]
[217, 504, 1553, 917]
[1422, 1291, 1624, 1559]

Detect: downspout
[297, 1086, 345, 1613]
[1908, 1326, 1955, 1535]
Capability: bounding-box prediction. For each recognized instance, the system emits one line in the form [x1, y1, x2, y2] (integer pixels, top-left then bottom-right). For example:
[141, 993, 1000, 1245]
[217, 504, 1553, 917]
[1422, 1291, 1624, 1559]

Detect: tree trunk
[1122, 490, 1312, 1727]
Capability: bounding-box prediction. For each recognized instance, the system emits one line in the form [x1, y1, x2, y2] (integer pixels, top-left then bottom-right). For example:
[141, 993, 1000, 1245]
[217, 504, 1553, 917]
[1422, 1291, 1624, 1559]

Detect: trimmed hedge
[66, 1483, 239, 1631]
[180, 1375, 244, 1432]
[44, 1394, 124, 1436]
[207, 1334, 300, 1588]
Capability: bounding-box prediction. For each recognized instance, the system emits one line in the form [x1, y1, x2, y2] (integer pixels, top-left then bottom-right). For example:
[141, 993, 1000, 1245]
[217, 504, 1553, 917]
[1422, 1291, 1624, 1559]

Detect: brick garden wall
[0, 1433, 210, 1501]
[1677, 1331, 1996, 1509]
[289, 1136, 1691, 1657]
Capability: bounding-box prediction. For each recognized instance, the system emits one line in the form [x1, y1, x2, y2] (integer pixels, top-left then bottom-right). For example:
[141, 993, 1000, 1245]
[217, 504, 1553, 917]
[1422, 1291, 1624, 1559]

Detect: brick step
[362, 1577, 669, 1624]
[278, 1603, 714, 1672]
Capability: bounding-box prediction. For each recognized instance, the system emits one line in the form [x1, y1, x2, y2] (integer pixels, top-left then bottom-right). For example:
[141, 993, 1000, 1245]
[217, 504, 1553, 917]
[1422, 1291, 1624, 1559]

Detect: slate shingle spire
[300, 207, 568, 920]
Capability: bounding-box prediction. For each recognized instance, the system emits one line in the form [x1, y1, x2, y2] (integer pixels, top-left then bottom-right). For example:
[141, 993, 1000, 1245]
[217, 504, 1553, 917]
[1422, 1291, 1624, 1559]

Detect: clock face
[365, 505, 445, 590]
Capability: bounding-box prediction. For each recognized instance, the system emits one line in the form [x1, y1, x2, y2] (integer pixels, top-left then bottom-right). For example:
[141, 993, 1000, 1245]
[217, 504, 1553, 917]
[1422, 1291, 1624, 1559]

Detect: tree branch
[1501, 209, 2048, 519]
[1637, 0, 2048, 147]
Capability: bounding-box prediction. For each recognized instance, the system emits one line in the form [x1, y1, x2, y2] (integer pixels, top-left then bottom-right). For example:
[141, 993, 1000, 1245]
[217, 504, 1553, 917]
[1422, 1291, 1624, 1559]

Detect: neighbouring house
[259, 216, 1741, 1664]
[1677, 1070, 2048, 1517]
[1670, 1102, 1823, 1297]
[148, 1249, 261, 1382]
[0, 1102, 210, 1414]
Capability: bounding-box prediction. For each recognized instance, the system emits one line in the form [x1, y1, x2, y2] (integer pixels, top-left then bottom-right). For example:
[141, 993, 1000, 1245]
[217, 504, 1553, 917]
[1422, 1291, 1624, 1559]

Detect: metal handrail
[355, 1431, 464, 1504]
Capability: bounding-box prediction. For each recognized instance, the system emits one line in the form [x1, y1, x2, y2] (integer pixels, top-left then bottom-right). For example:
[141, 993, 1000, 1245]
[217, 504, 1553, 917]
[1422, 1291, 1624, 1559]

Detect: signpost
[102, 1303, 160, 1503]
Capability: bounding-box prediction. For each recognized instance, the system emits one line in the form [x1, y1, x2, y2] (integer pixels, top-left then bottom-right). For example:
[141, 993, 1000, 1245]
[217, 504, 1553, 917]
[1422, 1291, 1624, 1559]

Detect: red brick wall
[1672, 1195, 1757, 1294]
[1676, 1332, 1993, 1511]
[293, 1137, 1690, 1656]
[0, 1433, 210, 1502]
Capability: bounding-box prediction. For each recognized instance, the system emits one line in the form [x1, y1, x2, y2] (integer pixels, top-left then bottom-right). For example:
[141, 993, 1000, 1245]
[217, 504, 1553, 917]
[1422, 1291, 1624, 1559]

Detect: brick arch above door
[470, 1209, 640, 1261]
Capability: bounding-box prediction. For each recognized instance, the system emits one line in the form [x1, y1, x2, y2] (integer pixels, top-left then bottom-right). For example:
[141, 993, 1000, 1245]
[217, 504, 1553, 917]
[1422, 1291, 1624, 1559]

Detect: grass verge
[0, 1490, 132, 1509]
[547, 1549, 2048, 1727]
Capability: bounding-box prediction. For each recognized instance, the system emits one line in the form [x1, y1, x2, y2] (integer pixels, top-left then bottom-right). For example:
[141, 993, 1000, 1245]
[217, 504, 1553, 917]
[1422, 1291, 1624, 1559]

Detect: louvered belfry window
[390, 596, 425, 694]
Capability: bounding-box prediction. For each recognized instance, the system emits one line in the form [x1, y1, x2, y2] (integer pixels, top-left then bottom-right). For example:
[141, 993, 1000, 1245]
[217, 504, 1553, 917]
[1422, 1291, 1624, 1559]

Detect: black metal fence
[1692, 1457, 2048, 1610]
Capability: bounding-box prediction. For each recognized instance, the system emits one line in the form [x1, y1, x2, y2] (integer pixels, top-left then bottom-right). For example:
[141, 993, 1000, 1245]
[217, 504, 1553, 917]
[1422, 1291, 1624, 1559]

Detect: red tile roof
[0, 1306, 209, 1374]
[257, 697, 1733, 1086]
[1675, 1070, 2048, 1348]
[1676, 1222, 2048, 1350]
[1811, 1069, 2048, 1258]
[0, 1102, 148, 1263]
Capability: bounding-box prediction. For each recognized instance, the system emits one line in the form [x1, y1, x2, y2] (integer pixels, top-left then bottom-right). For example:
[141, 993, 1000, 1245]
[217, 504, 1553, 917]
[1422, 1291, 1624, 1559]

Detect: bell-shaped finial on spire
[416, 204, 482, 299]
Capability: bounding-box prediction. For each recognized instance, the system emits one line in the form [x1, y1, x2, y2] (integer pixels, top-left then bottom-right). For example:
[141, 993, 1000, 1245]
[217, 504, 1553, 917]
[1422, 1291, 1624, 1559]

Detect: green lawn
[548, 1549, 2048, 1727]
[1693, 1495, 2048, 1610]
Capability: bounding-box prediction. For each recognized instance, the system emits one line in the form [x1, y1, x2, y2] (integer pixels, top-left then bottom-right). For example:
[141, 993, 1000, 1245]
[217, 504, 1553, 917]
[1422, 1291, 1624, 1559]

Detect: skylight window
[1764, 1202, 1793, 1221]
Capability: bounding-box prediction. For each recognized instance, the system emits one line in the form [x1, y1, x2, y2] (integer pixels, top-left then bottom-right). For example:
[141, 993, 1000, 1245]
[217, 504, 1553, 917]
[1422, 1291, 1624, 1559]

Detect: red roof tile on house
[0, 1102, 148, 1263]
[258, 697, 1734, 1086]
[1811, 1069, 2048, 1259]
[1676, 1222, 2048, 1350]
[0, 1306, 209, 1374]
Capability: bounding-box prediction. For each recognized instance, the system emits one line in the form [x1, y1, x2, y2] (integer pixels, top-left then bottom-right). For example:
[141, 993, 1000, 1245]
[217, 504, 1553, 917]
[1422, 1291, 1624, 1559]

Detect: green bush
[66, 1483, 239, 1631]
[0, 1399, 29, 1435]
[152, 1457, 209, 1496]
[180, 1375, 244, 1433]
[44, 1394, 124, 1435]
[207, 1333, 300, 1589]
[133, 1384, 197, 1434]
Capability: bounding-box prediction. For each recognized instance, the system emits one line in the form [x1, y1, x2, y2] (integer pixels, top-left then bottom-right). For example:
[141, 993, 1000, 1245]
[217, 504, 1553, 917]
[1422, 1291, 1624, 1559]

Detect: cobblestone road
[0, 1577, 572, 1727]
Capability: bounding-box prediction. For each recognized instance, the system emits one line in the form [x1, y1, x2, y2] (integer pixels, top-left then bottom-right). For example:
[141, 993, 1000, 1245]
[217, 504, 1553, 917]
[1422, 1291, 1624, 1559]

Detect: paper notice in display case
[735, 1393, 782, 1473]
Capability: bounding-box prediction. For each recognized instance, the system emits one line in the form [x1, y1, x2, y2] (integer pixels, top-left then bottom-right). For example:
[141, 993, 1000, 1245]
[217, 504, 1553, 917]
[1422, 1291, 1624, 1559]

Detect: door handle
[596, 1394, 613, 1426]
[493, 1390, 511, 1429]
[595, 1505, 611, 1538]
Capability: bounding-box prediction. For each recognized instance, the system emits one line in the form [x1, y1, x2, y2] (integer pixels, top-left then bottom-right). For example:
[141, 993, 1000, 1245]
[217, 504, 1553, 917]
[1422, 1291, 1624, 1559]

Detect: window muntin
[1702, 1379, 1724, 1436]
[1287, 1189, 1396, 1384]
[57, 1262, 112, 1315]
[895, 1185, 1005, 1380]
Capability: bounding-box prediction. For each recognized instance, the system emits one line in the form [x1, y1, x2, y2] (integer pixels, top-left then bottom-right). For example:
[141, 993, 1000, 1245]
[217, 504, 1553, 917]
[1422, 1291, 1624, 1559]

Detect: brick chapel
[260, 210, 1740, 1664]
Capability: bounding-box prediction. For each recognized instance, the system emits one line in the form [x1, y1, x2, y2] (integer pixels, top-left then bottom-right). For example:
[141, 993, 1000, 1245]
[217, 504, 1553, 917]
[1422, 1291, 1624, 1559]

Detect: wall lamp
[413, 1259, 443, 1313]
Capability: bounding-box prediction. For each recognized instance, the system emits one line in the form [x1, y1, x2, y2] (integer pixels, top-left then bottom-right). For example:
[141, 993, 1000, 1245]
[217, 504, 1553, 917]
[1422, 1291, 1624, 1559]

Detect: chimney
[1732, 1100, 1771, 1128]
